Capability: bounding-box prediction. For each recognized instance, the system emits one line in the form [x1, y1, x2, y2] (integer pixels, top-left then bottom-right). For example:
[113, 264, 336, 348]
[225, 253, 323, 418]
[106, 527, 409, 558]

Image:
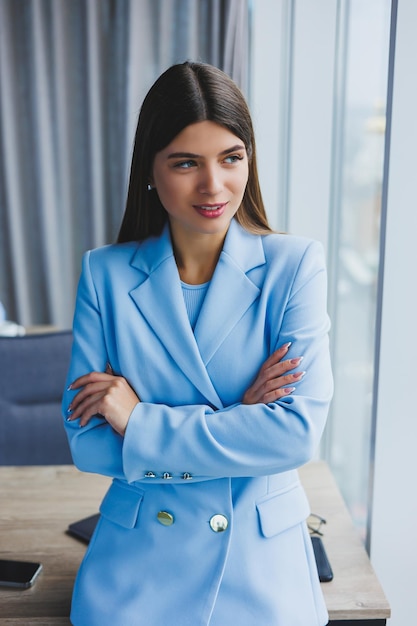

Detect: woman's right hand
[66, 365, 140, 436]
[242, 343, 305, 405]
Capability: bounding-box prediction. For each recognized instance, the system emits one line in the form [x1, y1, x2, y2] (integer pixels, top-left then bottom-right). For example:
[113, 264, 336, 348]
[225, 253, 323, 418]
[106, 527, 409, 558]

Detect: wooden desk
[0, 463, 390, 625]
[25, 326, 60, 335]
[0, 466, 108, 625]
[299, 462, 390, 625]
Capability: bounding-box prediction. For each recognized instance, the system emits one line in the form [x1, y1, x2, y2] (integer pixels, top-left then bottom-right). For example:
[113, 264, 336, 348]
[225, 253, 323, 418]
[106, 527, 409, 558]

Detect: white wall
[286, 0, 336, 250]
[250, 0, 336, 251]
[249, 0, 287, 231]
[370, 0, 417, 623]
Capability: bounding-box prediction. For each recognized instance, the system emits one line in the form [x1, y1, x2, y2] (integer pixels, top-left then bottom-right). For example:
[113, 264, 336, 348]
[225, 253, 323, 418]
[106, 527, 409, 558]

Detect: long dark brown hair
[117, 61, 273, 243]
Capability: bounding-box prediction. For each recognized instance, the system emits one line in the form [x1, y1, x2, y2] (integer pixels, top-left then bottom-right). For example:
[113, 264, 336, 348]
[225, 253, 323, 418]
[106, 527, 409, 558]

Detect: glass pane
[326, 0, 391, 541]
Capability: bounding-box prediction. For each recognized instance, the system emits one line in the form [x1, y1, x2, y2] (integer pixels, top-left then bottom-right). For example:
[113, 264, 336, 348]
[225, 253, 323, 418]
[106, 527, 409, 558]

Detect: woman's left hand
[242, 344, 305, 405]
[66, 366, 140, 436]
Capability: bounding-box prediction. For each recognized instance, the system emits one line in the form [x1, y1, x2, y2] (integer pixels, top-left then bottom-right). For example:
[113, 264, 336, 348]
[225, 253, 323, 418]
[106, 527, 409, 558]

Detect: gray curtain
[0, 0, 249, 329]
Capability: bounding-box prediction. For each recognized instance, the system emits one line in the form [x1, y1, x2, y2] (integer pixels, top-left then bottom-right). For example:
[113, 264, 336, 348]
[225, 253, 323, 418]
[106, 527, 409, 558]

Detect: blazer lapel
[129, 227, 224, 408]
[194, 220, 266, 365]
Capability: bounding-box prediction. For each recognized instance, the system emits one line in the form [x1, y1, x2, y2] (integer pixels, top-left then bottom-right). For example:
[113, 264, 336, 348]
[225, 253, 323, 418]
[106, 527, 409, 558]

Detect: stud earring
[147, 184, 153, 191]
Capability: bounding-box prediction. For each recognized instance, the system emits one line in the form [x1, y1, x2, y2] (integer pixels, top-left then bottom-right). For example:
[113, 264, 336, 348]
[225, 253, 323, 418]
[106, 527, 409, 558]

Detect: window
[250, 0, 392, 540]
[326, 0, 391, 539]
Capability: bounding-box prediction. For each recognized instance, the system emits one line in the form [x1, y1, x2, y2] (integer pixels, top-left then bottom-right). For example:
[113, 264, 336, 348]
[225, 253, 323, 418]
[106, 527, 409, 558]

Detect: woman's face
[151, 121, 249, 242]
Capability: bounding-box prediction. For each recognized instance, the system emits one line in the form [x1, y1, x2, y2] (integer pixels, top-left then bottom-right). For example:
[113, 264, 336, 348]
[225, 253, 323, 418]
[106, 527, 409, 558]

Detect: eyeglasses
[307, 513, 327, 536]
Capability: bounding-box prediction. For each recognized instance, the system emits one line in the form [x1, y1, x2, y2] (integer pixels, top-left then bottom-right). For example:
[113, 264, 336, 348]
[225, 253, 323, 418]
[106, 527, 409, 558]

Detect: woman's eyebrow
[219, 144, 246, 156]
[167, 151, 200, 159]
[166, 144, 245, 160]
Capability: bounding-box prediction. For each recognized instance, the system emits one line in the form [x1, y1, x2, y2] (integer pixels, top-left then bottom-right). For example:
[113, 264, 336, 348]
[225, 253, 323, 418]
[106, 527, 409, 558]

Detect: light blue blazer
[63, 219, 333, 626]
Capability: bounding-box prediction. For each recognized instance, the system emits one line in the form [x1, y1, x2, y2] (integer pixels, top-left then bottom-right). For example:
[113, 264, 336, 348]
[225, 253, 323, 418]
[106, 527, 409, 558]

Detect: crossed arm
[66, 342, 305, 436]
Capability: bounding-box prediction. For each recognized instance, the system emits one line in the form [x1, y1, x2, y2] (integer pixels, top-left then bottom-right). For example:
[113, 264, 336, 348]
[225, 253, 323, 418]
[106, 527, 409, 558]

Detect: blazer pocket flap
[256, 483, 310, 538]
[99, 480, 144, 529]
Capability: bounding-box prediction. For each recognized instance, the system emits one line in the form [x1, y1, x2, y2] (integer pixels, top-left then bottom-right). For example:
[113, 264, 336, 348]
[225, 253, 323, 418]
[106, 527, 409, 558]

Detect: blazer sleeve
[64, 240, 332, 482]
[62, 250, 126, 479]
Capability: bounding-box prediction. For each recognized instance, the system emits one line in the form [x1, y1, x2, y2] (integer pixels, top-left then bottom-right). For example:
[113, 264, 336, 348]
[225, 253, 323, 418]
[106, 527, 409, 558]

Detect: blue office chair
[0, 331, 73, 465]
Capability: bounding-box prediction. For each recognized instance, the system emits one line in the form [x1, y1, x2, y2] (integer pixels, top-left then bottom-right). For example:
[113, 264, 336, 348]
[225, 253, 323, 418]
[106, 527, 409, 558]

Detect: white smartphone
[0, 559, 42, 588]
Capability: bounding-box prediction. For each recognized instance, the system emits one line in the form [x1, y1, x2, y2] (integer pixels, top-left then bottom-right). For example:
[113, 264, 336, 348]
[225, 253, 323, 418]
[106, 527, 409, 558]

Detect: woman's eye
[174, 160, 196, 169]
[224, 154, 244, 164]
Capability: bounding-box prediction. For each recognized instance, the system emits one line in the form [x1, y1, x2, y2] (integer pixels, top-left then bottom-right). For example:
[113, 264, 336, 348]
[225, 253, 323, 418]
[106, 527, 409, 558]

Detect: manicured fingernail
[290, 356, 304, 365]
[283, 387, 296, 394]
[283, 342, 292, 350]
[67, 383, 73, 391]
[293, 371, 306, 380]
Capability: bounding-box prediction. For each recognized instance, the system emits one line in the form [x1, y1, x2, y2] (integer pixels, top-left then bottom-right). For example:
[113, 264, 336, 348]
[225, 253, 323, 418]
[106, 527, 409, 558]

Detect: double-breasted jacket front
[63, 218, 333, 626]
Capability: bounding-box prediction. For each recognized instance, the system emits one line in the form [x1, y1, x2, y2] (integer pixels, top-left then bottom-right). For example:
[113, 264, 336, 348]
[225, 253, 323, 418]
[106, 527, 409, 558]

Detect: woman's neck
[171, 228, 226, 285]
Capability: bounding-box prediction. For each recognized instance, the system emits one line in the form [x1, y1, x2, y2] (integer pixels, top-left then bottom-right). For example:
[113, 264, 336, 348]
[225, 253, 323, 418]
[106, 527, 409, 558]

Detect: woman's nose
[197, 165, 223, 195]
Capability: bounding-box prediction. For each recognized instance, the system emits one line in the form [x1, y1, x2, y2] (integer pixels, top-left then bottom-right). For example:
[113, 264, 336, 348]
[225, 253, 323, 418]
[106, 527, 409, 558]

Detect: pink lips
[193, 202, 228, 218]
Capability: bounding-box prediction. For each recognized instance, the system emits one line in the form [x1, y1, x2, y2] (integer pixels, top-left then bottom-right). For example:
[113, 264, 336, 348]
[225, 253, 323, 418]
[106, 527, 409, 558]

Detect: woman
[63, 61, 333, 626]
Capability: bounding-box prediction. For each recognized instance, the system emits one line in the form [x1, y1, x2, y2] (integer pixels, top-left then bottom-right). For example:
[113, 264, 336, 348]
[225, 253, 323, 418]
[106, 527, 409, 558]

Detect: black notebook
[67, 513, 100, 543]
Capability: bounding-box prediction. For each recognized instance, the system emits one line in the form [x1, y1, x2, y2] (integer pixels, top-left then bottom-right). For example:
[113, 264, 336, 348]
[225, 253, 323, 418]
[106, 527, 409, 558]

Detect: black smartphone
[0, 559, 43, 589]
[311, 536, 334, 582]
